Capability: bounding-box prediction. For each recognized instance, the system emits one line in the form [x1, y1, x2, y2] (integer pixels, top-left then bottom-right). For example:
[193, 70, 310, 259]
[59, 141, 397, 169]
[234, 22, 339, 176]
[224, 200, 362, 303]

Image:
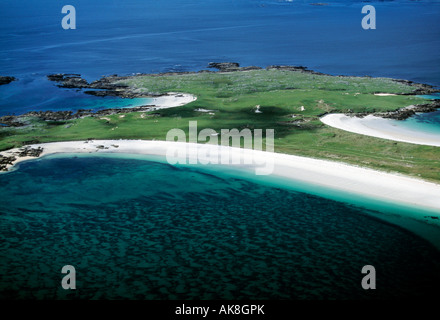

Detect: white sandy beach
[374, 93, 397, 96]
[150, 93, 197, 109]
[321, 113, 440, 147]
[2, 140, 440, 214]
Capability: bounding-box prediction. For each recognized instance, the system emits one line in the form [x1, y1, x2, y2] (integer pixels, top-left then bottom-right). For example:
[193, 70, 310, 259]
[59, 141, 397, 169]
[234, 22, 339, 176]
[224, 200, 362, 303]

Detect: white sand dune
[321, 114, 440, 147]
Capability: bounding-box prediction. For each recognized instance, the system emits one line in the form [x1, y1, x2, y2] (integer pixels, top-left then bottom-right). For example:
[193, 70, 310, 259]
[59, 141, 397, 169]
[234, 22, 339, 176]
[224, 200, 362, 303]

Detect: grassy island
[1, 68, 439, 181]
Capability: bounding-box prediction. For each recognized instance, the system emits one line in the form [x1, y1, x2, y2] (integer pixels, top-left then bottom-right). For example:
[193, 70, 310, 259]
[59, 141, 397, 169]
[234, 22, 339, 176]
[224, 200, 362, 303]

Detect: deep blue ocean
[1, 0, 440, 300]
[1, 0, 440, 115]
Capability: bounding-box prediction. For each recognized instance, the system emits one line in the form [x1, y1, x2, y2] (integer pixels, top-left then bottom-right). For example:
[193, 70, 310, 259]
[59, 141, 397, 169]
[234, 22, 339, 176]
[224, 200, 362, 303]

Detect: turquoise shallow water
[0, 155, 439, 300]
[400, 109, 440, 135]
[400, 94, 440, 135]
[401, 93, 440, 135]
[0, 74, 153, 117]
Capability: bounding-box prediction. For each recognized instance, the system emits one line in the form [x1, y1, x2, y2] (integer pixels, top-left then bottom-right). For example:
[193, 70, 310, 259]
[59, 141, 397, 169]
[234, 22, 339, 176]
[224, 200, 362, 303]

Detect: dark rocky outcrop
[268, 65, 330, 76]
[208, 62, 240, 71]
[266, 65, 326, 76]
[92, 106, 158, 116]
[83, 89, 162, 99]
[373, 101, 440, 120]
[61, 77, 89, 88]
[391, 78, 438, 95]
[47, 73, 89, 88]
[0, 147, 44, 171]
[0, 76, 16, 85]
[16, 146, 44, 157]
[83, 90, 121, 97]
[47, 73, 80, 81]
[88, 75, 130, 90]
[0, 104, 159, 125]
[0, 115, 26, 127]
[208, 62, 262, 72]
[0, 154, 16, 171]
[347, 101, 440, 120]
[24, 110, 75, 121]
[47, 73, 156, 98]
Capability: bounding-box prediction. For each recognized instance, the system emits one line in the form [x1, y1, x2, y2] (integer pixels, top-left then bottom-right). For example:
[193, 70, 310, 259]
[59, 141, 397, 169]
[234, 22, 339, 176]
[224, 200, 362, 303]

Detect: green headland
[1, 67, 439, 182]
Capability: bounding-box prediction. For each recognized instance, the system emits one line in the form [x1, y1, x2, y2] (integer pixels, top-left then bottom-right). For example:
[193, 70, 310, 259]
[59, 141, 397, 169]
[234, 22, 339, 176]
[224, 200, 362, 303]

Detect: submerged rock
[0, 76, 17, 85]
[47, 73, 89, 88]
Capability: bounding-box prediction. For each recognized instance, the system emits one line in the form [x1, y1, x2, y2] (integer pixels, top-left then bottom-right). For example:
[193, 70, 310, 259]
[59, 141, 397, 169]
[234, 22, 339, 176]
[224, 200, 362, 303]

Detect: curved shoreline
[321, 113, 440, 147]
[1, 140, 440, 249]
[0, 92, 196, 126]
[2, 140, 440, 211]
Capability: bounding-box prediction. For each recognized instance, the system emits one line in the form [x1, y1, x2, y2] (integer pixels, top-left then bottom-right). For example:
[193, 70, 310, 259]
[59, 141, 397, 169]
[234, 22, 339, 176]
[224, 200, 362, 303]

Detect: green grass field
[1, 69, 439, 182]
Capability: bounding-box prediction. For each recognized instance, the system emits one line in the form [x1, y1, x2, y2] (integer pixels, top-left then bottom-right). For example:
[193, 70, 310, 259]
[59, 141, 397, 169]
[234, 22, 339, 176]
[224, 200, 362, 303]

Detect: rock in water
[0, 76, 17, 85]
